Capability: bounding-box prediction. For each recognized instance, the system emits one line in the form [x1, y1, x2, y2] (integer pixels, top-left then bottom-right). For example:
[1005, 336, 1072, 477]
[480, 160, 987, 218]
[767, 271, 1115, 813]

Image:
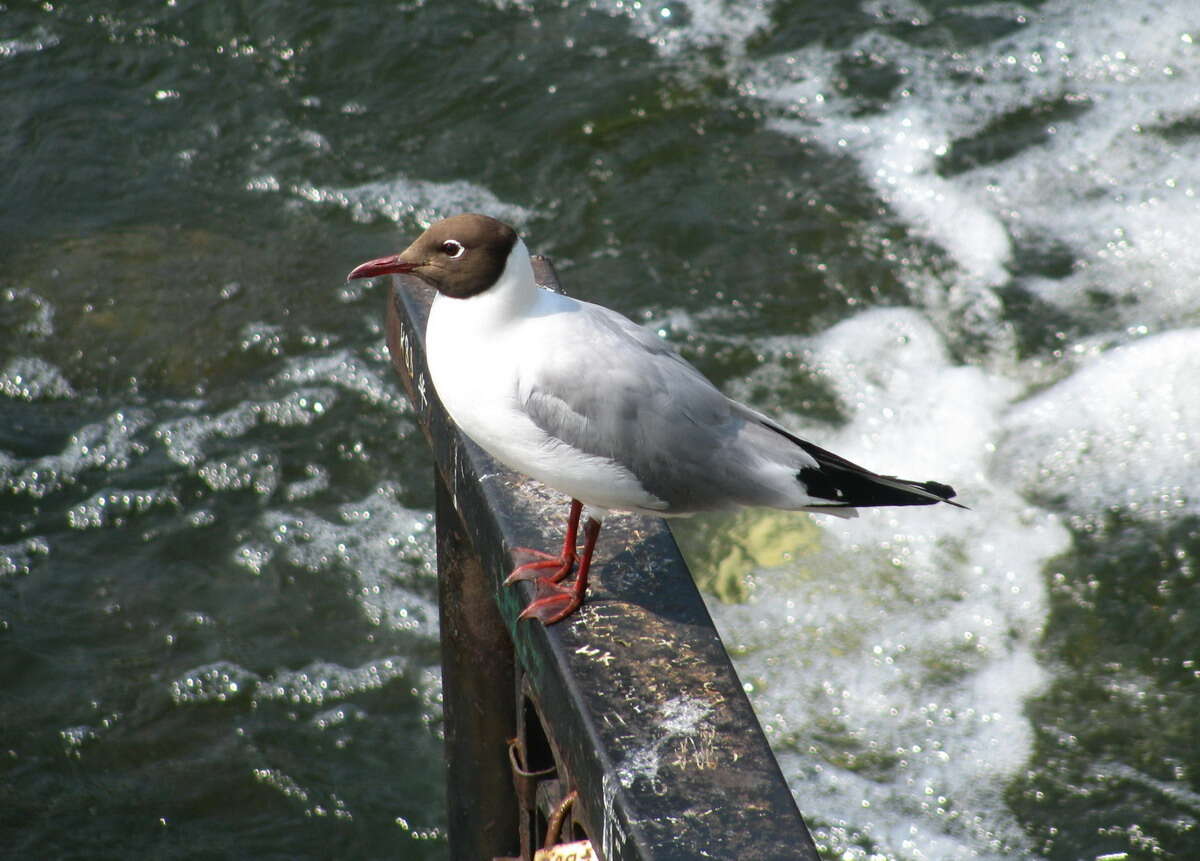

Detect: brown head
[346, 214, 519, 299]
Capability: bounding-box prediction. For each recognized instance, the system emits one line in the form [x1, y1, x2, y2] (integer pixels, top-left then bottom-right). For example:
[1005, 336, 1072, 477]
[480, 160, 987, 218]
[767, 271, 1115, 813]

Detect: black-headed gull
[349, 214, 963, 625]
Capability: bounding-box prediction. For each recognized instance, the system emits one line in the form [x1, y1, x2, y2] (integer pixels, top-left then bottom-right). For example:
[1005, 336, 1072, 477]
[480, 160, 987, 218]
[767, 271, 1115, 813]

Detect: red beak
[346, 254, 417, 281]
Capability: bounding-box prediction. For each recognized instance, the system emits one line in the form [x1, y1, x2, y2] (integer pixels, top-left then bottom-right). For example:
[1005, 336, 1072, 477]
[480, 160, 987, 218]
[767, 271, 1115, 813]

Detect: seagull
[348, 214, 964, 625]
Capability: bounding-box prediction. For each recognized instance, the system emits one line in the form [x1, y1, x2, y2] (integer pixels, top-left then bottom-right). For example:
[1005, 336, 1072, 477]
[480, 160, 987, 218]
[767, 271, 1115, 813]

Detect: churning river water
[4, 1, 1199, 858]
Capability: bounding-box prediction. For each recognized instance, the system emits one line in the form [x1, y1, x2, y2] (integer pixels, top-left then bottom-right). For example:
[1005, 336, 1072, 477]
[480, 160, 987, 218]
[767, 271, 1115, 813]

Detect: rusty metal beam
[385, 259, 818, 861]
[435, 469, 520, 859]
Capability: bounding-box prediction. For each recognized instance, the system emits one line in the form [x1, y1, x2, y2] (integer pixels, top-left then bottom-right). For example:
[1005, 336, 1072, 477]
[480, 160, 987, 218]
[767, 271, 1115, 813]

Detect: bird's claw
[506, 546, 576, 587]
[506, 503, 596, 626]
[510, 545, 562, 565]
[505, 553, 575, 585]
[517, 578, 583, 626]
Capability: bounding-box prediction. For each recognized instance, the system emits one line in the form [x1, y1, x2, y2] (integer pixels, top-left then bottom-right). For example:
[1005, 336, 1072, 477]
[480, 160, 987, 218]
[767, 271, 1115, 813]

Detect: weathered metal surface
[384, 260, 818, 861]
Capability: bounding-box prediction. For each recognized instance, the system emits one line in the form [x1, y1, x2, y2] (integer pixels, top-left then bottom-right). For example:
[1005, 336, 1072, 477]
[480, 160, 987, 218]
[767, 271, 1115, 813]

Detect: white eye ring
[441, 239, 465, 259]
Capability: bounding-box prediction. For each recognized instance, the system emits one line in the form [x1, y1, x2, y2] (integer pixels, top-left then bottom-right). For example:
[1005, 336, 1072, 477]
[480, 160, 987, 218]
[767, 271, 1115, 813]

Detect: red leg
[517, 516, 601, 626]
[505, 499, 583, 584]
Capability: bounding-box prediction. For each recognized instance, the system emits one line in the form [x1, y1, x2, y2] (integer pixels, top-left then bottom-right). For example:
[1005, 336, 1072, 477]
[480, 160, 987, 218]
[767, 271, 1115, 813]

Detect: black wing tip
[914, 480, 970, 509]
[920, 480, 956, 499]
[926, 483, 969, 510]
[763, 421, 970, 510]
[799, 468, 969, 510]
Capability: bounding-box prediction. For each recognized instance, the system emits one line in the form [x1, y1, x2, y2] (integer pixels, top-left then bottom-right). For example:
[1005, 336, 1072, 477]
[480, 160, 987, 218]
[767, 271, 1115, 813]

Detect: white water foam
[0, 536, 50, 578]
[997, 327, 1200, 523]
[167, 652, 441, 726]
[289, 175, 534, 229]
[0, 357, 75, 400]
[717, 308, 1068, 858]
[750, 0, 1200, 346]
[588, 0, 771, 59]
[0, 27, 61, 59]
[1, 405, 155, 499]
[235, 481, 439, 633]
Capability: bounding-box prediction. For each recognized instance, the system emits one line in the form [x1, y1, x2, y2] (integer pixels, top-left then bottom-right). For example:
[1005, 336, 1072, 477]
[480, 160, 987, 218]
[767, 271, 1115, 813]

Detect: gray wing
[519, 301, 815, 511]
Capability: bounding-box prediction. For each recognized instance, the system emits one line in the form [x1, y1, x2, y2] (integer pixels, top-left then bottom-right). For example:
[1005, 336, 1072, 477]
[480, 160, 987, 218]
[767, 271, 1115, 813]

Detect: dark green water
[4, 1, 1199, 858]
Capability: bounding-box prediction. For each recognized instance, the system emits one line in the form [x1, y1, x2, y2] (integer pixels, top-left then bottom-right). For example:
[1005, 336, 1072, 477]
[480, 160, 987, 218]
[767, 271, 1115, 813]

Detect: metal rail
[384, 259, 819, 861]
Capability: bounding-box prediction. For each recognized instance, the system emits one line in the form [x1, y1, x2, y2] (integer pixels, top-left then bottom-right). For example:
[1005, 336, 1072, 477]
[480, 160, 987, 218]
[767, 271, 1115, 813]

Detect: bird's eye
[441, 239, 465, 259]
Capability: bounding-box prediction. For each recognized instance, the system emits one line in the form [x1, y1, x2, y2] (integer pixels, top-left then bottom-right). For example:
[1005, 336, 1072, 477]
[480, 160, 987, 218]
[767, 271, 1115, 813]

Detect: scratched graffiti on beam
[601, 773, 629, 861]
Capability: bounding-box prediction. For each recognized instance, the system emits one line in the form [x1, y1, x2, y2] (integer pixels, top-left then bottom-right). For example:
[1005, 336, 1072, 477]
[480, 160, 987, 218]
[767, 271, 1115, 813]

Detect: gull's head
[347, 214, 519, 299]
